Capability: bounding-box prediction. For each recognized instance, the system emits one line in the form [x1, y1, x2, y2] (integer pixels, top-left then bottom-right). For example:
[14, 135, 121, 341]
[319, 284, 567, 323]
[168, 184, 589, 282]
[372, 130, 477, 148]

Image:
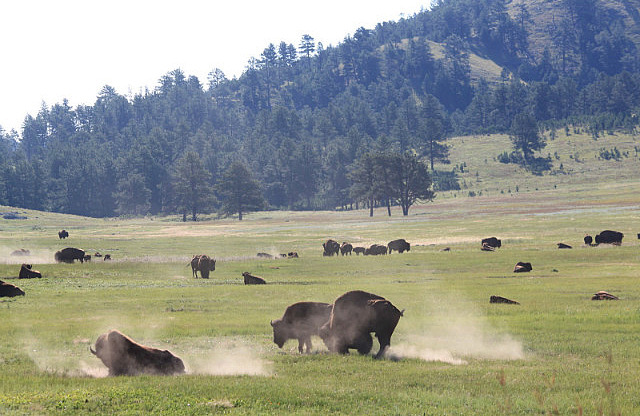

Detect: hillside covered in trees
[1, 0, 640, 218]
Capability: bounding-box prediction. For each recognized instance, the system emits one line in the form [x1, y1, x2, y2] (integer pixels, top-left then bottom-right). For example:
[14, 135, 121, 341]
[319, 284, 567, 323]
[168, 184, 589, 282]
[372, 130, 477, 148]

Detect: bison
[340, 242, 353, 256]
[557, 243, 572, 249]
[103, 254, 112, 261]
[257, 252, 274, 259]
[190, 255, 216, 279]
[320, 290, 403, 359]
[595, 230, 624, 245]
[513, 262, 533, 273]
[584, 235, 593, 246]
[322, 239, 340, 256]
[353, 247, 366, 255]
[591, 291, 619, 300]
[490, 295, 520, 305]
[387, 239, 410, 254]
[365, 244, 387, 256]
[0, 280, 25, 297]
[19, 263, 42, 279]
[58, 229, 69, 239]
[271, 301, 332, 353]
[54, 247, 85, 263]
[481, 237, 501, 249]
[90, 330, 185, 376]
[242, 272, 266, 285]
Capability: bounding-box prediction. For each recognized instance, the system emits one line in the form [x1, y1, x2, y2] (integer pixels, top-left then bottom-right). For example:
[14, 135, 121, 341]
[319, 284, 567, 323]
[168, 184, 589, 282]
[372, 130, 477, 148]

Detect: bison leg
[374, 334, 391, 359]
[355, 333, 373, 355]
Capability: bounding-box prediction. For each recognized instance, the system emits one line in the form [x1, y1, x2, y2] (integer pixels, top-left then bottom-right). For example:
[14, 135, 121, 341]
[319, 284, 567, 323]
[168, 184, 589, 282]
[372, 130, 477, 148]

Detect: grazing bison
[364, 244, 388, 256]
[190, 255, 216, 279]
[584, 235, 593, 246]
[557, 243, 572, 249]
[322, 239, 340, 256]
[490, 295, 520, 305]
[0, 280, 25, 297]
[513, 262, 533, 273]
[320, 290, 403, 359]
[19, 264, 42, 279]
[90, 330, 185, 376]
[58, 230, 69, 239]
[591, 291, 619, 300]
[481, 237, 501, 249]
[83, 254, 92, 262]
[353, 247, 366, 255]
[54, 247, 86, 263]
[271, 301, 332, 353]
[340, 242, 353, 256]
[242, 272, 266, 285]
[11, 249, 30, 256]
[595, 230, 624, 245]
[388, 239, 410, 254]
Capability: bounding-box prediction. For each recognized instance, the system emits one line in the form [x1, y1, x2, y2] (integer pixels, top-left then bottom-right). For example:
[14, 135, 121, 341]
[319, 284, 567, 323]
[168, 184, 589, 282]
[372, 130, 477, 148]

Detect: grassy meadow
[1, 131, 640, 415]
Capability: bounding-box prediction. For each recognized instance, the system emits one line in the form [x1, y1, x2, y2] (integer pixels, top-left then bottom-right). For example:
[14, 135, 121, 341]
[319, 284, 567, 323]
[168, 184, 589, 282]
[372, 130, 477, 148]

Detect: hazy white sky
[0, 0, 428, 133]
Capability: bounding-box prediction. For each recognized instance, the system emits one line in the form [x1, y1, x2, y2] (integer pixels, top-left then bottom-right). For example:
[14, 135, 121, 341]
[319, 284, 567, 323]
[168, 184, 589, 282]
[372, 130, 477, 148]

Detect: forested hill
[1, 0, 640, 218]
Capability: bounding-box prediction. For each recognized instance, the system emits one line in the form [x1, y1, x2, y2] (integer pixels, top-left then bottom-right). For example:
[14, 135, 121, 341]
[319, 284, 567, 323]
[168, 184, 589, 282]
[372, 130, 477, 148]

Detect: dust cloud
[0, 246, 57, 265]
[389, 298, 525, 365]
[182, 339, 272, 376]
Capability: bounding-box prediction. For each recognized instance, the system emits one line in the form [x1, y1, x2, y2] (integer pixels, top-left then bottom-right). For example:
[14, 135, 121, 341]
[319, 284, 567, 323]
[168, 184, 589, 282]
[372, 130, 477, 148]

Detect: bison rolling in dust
[271, 301, 332, 353]
[190, 255, 216, 279]
[90, 330, 185, 376]
[320, 290, 403, 359]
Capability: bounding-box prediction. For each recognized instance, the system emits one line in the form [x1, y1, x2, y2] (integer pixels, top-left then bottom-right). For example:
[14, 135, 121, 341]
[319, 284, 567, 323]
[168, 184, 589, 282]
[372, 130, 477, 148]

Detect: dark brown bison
[323, 239, 340, 256]
[365, 244, 388, 256]
[0, 280, 25, 297]
[103, 254, 112, 261]
[90, 330, 185, 376]
[595, 230, 624, 245]
[353, 247, 366, 255]
[513, 262, 533, 273]
[271, 302, 332, 353]
[19, 264, 42, 279]
[83, 254, 92, 262]
[54, 247, 86, 263]
[287, 252, 299, 258]
[490, 295, 520, 305]
[58, 229, 69, 239]
[584, 235, 593, 246]
[94, 252, 103, 258]
[481, 237, 501, 248]
[557, 243, 572, 249]
[320, 290, 403, 359]
[340, 242, 353, 256]
[388, 239, 410, 254]
[242, 272, 266, 285]
[190, 255, 216, 279]
[11, 249, 30, 256]
[591, 291, 619, 300]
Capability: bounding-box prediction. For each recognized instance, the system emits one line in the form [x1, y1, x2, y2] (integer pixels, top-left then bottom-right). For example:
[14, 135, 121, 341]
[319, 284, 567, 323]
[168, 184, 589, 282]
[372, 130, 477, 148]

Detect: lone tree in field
[173, 151, 214, 222]
[216, 161, 265, 220]
[509, 112, 545, 164]
[394, 151, 434, 216]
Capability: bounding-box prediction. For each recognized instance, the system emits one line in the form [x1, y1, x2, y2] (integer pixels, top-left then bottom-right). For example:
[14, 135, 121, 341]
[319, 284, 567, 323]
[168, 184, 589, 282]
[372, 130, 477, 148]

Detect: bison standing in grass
[595, 230, 624, 245]
[58, 230, 69, 239]
[190, 255, 216, 279]
[54, 247, 85, 263]
[90, 330, 185, 376]
[271, 302, 332, 353]
[323, 239, 340, 256]
[365, 244, 387, 256]
[387, 239, 410, 254]
[320, 290, 403, 359]
[340, 242, 353, 256]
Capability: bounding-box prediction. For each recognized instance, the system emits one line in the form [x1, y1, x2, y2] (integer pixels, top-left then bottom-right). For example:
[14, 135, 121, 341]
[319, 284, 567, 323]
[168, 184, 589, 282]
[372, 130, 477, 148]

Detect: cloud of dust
[389, 298, 525, 365]
[0, 246, 57, 265]
[184, 341, 272, 376]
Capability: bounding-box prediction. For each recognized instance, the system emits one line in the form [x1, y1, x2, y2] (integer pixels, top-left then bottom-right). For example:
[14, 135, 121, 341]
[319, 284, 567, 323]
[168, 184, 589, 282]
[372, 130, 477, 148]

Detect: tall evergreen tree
[216, 160, 265, 221]
[173, 151, 213, 221]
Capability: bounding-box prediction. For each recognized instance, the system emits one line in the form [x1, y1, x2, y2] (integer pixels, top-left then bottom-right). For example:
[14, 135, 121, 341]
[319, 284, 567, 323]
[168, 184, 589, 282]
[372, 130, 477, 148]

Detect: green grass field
[1, 131, 640, 415]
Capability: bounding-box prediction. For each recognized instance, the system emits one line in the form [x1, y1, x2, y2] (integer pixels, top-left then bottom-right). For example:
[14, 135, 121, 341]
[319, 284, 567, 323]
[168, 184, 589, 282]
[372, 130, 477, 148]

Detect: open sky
[0, 0, 428, 134]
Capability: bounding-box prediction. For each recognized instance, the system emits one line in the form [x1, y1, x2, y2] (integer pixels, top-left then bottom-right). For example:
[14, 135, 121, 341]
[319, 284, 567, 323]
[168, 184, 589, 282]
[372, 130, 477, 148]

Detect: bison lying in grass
[0, 280, 25, 297]
[90, 330, 185, 376]
[19, 264, 42, 279]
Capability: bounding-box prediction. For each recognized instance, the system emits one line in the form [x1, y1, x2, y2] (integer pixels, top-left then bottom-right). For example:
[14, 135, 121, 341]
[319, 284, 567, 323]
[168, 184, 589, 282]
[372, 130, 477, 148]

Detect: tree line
[1, 0, 639, 218]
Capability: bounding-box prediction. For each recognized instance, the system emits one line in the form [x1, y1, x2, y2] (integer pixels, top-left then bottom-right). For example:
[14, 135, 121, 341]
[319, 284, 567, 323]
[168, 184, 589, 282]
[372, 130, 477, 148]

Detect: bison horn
[270, 320, 274, 327]
[89, 346, 97, 355]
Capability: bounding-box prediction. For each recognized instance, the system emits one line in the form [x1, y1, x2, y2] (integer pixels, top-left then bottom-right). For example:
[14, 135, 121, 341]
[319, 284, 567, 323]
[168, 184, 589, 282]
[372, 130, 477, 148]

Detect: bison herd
[322, 238, 410, 256]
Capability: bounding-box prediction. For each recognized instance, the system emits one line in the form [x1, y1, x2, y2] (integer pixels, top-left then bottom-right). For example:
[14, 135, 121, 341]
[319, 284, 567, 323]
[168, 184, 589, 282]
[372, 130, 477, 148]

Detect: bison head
[160, 349, 186, 374]
[270, 319, 289, 348]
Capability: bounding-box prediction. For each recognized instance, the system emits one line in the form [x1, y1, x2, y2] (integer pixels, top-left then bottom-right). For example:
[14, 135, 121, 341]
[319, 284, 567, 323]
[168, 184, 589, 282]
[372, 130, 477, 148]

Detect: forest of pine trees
[1, 0, 640, 218]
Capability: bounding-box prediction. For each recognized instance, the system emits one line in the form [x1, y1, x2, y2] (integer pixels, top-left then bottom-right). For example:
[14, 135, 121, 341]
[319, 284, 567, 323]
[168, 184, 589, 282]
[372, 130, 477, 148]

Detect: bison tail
[399, 309, 405, 316]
